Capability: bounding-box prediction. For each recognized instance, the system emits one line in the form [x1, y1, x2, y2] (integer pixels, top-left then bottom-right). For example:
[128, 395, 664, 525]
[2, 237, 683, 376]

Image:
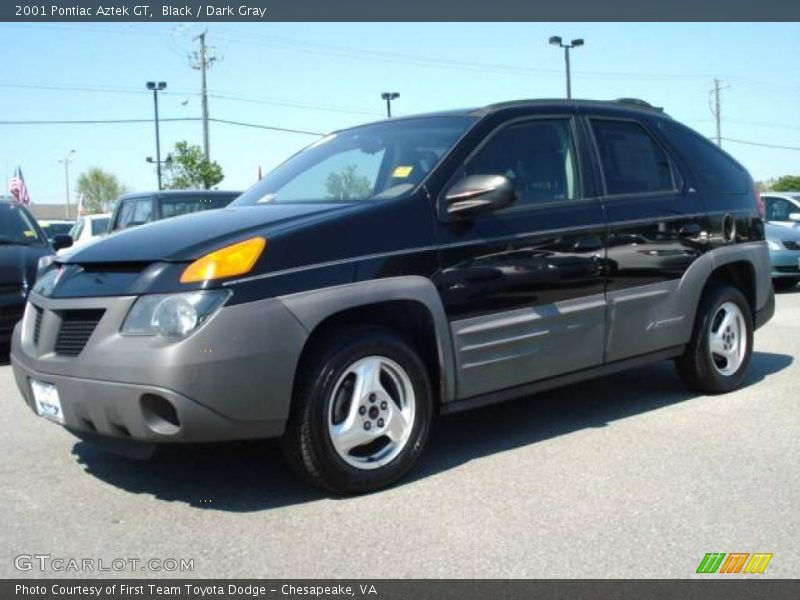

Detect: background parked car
[108, 190, 242, 233]
[766, 222, 800, 290]
[37, 219, 74, 244]
[763, 191, 800, 229]
[58, 213, 111, 256]
[0, 200, 70, 342]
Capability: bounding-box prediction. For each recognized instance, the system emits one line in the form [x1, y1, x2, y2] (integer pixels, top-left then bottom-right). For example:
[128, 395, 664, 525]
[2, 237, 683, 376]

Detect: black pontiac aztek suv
[11, 99, 774, 494]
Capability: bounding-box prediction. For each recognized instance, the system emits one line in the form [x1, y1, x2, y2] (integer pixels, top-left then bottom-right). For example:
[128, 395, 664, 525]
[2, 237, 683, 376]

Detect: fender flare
[277, 276, 457, 403]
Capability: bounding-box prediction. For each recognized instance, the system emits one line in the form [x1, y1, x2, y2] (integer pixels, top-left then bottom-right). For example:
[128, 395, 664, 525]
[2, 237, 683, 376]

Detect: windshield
[234, 116, 476, 206]
[40, 222, 73, 238]
[0, 204, 45, 245]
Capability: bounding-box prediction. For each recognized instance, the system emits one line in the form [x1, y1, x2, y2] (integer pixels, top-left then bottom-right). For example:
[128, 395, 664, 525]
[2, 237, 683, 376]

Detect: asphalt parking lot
[1, 290, 798, 579]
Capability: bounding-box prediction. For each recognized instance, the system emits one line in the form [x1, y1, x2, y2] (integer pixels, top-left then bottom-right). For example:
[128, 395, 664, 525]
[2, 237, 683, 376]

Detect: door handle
[573, 236, 603, 252]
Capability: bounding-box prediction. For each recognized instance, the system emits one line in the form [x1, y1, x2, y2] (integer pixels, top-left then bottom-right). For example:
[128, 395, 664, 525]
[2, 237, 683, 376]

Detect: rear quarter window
[658, 121, 749, 195]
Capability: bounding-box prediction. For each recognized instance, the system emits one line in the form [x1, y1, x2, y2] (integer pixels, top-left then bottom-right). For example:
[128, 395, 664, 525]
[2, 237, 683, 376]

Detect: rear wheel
[281, 326, 433, 494]
[676, 284, 753, 394]
[773, 277, 799, 291]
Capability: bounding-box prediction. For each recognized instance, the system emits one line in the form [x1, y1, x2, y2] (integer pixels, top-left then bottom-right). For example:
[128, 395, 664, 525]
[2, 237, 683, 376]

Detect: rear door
[584, 112, 711, 362]
[432, 111, 607, 399]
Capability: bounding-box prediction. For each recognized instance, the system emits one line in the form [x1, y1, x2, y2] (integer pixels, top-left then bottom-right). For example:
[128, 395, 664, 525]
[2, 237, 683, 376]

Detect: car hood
[62, 203, 357, 264]
[0, 244, 51, 291]
[766, 222, 800, 241]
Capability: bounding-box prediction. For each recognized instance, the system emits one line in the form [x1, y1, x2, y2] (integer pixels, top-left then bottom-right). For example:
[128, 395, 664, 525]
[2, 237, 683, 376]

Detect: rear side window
[116, 197, 153, 230]
[591, 119, 674, 196]
[658, 121, 748, 195]
[160, 195, 234, 218]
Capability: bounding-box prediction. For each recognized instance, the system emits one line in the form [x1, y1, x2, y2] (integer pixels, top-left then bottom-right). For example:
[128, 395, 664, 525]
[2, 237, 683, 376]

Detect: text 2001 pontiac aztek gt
[11, 99, 774, 494]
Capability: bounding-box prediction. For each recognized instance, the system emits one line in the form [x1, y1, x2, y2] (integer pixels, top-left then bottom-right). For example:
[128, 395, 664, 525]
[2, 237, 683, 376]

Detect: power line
[0, 81, 381, 117]
[720, 138, 800, 151]
[3, 116, 795, 150]
[207, 118, 324, 136]
[0, 117, 324, 136]
[215, 29, 713, 82]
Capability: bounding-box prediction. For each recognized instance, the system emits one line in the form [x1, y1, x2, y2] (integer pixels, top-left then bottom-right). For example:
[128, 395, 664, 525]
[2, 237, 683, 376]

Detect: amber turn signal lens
[180, 237, 266, 283]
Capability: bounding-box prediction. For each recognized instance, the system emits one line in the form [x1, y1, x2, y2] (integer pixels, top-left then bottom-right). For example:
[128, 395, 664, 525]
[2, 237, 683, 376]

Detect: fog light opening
[141, 394, 181, 435]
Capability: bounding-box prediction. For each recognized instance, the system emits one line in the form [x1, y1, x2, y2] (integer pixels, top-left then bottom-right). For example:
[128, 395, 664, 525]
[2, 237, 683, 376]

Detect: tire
[281, 326, 433, 494]
[676, 284, 753, 394]
[773, 277, 799, 291]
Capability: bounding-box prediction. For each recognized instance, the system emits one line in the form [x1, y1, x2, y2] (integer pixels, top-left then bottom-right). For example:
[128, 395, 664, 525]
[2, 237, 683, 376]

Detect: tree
[771, 175, 800, 192]
[163, 141, 224, 190]
[76, 167, 127, 213]
[325, 164, 372, 201]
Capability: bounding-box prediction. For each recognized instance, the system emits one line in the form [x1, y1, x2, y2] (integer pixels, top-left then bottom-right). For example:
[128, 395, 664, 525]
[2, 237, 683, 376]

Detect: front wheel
[282, 326, 433, 494]
[676, 284, 753, 394]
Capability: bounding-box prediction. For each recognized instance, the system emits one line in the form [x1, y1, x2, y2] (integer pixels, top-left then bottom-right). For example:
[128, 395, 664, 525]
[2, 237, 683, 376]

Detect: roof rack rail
[612, 98, 664, 112]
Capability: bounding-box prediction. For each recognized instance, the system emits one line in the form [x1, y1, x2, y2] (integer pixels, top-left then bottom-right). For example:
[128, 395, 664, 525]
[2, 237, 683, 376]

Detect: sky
[0, 22, 798, 206]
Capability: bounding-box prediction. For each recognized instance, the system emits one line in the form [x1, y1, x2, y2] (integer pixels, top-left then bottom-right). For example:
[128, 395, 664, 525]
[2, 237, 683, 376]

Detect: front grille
[783, 240, 800, 251]
[54, 309, 104, 356]
[775, 265, 800, 273]
[32, 306, 43, 344]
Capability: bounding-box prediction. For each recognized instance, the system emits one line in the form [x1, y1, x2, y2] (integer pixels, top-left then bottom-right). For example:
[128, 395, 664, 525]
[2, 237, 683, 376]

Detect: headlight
[121, 290, 232, 341]
[767, 239, 781, 251]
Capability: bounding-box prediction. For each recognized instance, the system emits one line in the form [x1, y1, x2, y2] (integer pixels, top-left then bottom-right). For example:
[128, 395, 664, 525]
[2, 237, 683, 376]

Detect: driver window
[765, 197, 791, 221]
[463, 119, 580, 209]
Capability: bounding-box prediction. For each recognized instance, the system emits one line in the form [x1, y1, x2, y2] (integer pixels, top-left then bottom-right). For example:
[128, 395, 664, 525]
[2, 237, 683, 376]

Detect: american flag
[9, 166, 31, 205]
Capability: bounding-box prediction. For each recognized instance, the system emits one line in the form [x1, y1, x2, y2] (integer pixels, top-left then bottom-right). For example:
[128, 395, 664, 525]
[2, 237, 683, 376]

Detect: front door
[432, 115, 607, 399]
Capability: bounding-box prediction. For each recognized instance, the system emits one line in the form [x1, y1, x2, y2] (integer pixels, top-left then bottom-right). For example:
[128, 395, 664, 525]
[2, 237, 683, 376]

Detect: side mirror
[444, 175, 516, 218]
[789, 213, 800, 222]
[51, 234, 73, 251]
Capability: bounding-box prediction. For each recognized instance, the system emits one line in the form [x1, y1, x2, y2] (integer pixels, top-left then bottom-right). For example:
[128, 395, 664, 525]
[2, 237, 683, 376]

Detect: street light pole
[58, 150, 75, 219]
[381, 92, 400, 118]
[146, 81, 167, 190]
[549, 36, 584, 99]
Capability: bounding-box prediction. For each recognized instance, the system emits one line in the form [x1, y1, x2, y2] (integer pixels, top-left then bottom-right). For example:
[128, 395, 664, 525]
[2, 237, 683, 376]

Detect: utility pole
[146, 81, 167, 190]
[710, 78, 728, 147]
[191, 30, 217, 161]
[58, 150, 75, 219]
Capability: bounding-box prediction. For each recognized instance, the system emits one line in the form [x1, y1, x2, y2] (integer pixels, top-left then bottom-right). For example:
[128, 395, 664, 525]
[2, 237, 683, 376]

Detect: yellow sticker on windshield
[392, 166, 414, 178]
[23, 230, 35, 238]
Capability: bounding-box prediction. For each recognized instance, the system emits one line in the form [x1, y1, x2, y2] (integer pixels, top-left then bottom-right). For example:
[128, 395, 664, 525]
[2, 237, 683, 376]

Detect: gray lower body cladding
[11, 293, 308, 443]
[10, 243, 774, 448]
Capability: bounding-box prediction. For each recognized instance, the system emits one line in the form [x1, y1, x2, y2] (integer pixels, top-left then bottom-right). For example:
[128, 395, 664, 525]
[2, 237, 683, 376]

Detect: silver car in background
[765, 222, 800, 290]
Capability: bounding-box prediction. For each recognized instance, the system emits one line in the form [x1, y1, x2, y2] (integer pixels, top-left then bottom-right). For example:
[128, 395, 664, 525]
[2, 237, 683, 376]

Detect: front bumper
[11, 291, 309, 444]
[769, 247, 800, 278]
